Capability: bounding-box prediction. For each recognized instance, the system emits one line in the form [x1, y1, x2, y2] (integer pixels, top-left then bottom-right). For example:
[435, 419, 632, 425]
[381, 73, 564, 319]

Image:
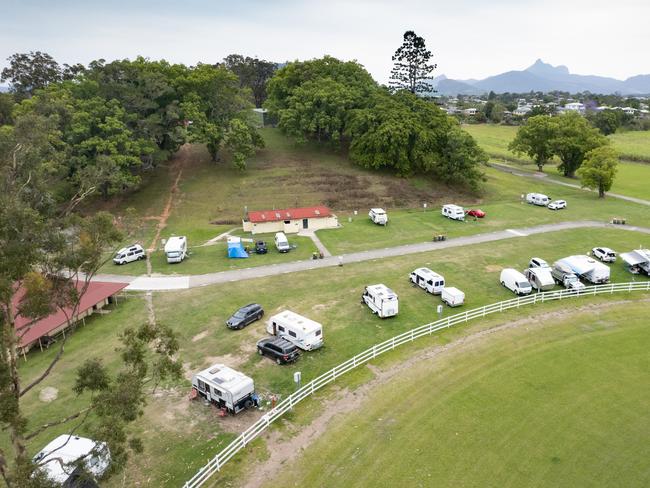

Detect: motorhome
[369, 208, 389, 225]
[442, 204, 465, 221]
[500, 268, 532, 295]
[362, 284, 399, 318]
[619, 249, 650, 275]
[556, 255, 610, 284]
[523, 267, 555, 291]
[164, 236, 187, 263]
[33, 434, 110, 485]
[266, 310, 323, 350]
[191, 363, 258, 414]
[113, 244, 145, 265]
[551, 262, 586, 290]
[410, 267, 445, 294]
[526, 193, 550, 206]
[274, 232, 290, 252]
[441, 287, 465, 307]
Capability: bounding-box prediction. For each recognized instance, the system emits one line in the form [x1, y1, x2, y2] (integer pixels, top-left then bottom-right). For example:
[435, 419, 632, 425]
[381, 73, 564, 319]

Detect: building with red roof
[242, 206, 338, 235]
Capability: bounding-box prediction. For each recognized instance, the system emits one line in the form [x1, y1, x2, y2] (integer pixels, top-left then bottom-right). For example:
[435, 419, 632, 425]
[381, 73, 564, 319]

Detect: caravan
[266, 310, 323, 350]
[362, 284, 399, 318]
[369, 208, 388, 225]
[619, 249, 650, 275]
[442, 204, 465, 221]
[410, 267, 445, 294]
[191, 363, 258, 414]
[164, 236, 187, 263]
[523, 267, 555, 291]
[556, 255, 610, 284]
[526, 193, 550, 206]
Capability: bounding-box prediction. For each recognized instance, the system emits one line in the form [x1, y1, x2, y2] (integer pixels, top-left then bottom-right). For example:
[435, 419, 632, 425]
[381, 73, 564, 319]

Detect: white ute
[362, 284, 399, 318]
[192, 363, 258, 414]
[369, 208, 388, 225]
[266, 310, 323, 350]
[410, 267, 445, 294]
[164, 235, 187, 263]
[441, 287, 465, 307]
[526, 193, 550, 206]
[113, 244, 145, 265]
[442, 204, 465, 221]
[500, 268, 532, 295]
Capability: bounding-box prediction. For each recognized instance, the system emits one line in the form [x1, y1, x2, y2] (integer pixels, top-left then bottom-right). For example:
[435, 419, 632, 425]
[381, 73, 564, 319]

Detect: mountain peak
[526, 59, 570, 77]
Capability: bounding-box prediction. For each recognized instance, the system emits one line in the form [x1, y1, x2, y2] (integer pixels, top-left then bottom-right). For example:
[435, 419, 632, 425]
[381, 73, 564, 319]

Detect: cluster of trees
[265, 33, 486, 191]
[509, 113, 618, 196]
[1, 52, 266, 201]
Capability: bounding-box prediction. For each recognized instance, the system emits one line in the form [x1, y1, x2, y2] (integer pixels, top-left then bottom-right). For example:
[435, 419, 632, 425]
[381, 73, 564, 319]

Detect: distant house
[563, 102, 585, 114]
[620, 106, 637, 115]
[463, 108, 477, 116]
[242, 206, 339, 235]
[513, 105, 532, 116]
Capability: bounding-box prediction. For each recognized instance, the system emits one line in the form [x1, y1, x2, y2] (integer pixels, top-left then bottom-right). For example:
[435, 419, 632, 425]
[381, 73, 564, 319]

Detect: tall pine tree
[389, 31, 436, 94]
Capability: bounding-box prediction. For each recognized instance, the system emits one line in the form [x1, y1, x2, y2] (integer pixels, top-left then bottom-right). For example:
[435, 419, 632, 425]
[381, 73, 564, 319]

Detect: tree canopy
[578, 145, 619, 198]
[222, 54, 277, 108]
[509, 115, 557, 172]
[389, 31, 437, 94]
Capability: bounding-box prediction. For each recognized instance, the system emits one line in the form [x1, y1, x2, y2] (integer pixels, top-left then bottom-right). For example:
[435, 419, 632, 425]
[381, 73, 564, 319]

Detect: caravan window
[211, 387, 222, 397]
[278, 325, 285, 332]
[288, 330, 297, 338]
[315, 330, 322, 336]
[197, 380, 207, 391]
[427, 280, 433, 285]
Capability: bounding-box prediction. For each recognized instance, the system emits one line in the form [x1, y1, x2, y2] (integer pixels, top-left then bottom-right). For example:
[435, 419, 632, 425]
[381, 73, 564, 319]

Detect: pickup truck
[551, 263, 586, 290]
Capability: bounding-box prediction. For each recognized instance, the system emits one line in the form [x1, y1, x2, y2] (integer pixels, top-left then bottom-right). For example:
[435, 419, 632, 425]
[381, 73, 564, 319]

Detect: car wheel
[238, 324, 244, 330]
[257, 348, 263, 356]
[257, 313, 263, 321]
[501, 281, 505, 287]
[276, 357, 282, 365]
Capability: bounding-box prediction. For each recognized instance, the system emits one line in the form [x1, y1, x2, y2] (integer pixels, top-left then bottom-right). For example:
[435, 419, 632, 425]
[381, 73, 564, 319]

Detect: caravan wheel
[244, 399, 253, 409]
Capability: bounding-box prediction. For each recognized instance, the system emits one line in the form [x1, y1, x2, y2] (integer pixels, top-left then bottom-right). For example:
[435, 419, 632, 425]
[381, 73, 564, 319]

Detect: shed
[242, 206, 338, 235]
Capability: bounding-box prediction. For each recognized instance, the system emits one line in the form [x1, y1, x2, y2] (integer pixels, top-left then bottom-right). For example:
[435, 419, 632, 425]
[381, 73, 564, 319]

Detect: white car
[529, 257, 550, 269]
[592, 247, 617, 263]
[113, 244, 146, 265]
[548, 200, 567, 210]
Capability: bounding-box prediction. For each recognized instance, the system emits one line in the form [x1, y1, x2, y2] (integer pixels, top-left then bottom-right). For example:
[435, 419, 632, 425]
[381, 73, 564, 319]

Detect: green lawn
[609, 130, 650, 162]
[267, 301, 650, 488]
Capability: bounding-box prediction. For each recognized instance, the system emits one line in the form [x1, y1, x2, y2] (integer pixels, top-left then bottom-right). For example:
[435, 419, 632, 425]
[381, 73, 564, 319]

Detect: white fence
[183, 281, 650, 487]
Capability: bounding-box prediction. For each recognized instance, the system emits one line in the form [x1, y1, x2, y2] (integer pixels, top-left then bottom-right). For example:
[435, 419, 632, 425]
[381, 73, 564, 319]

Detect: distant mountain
[431, 59, 650, 95]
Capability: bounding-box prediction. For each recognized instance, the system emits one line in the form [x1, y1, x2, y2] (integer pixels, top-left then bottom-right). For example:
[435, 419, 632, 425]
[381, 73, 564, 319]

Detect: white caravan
[362, 284, 399, 318]
[523, 267, 555, 291]
[274, 232, 290, 252]
[369, 208, 388, 225]
[192, 363, 257, 414]
[441, 287, 465, 307]
[33, 434, 110, 485]
[266, 310, 323, 350]
[164, 235, 187, 263]
[557, 255, 610, 284]
[500, 268, 532, 295]
[410, 267, 445, 294]
[619, 249, 650, 275]
[526, 193, 550, 206]
[113, 244, 145, 265]
[442, 204, 465, 221]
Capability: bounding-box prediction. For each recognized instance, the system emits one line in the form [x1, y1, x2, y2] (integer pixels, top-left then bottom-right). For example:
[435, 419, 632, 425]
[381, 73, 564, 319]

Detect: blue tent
[227, 237, 248, 259]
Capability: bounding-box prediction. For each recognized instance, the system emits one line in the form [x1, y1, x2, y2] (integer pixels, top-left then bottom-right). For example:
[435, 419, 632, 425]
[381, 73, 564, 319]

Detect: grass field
[267, 301, 650, 488]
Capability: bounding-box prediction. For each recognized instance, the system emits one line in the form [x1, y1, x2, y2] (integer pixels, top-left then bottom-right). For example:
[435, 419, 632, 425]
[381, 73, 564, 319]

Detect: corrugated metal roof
[247, 206, 332, 223]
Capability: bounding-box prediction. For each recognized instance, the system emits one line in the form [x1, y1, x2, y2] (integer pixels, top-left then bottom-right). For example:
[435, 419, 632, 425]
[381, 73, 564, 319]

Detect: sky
[2, 0, 650, 83]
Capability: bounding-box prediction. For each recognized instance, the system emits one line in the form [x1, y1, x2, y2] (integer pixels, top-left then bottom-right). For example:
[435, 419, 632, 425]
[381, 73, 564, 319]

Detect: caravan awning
[620, 251, 648, 266]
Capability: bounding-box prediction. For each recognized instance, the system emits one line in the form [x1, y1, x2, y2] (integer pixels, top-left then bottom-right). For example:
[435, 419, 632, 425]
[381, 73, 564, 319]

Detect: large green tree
[588, 109, 622, 136]
[222, 54, 277, 107]
[552, 112, 607, 177]
[509, 115, 558, 172]
[389, 31, 437, 94]
[577, 145, 619, 198]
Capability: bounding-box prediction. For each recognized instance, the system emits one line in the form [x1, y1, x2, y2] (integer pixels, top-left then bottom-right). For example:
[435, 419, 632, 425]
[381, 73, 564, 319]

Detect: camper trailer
[164, 236, 187, 263]
[441, 287, 465, 307]
[362, 284, 399, 318]
[191, 363, 258, 414]
[551, 262, 586, 290]
[274, 232, 290, 252]
[556, 255, 610, 284]
[266, 310, 323, 350]
[523, 267, 555, 291]
[369, 208, 388, 225]
[410, 267, 445, 294]
[500, 268, 532, 295]
[526, 193, 550, 206]
[33, 435, 110, 485]
[442, 204, 465, 221]
[619, 249, 650, 275]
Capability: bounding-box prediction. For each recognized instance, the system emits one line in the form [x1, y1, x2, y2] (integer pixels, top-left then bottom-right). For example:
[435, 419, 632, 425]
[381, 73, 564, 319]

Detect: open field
[266, 300, 650, 488]
[609, 130, 650, 162]
[8, 225, 648, 486]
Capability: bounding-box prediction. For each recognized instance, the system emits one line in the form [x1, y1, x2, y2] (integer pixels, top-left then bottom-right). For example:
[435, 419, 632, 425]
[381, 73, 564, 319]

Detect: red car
[466, 209, 486, 218]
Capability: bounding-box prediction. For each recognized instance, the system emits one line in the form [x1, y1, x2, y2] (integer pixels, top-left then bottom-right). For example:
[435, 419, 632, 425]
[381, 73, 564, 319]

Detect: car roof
[260, 337, 295, 348]
[239, 303, 260, 311]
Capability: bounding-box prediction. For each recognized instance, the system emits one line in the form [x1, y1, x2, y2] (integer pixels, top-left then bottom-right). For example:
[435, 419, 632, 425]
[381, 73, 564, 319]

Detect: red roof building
[243, 206, 338, 235]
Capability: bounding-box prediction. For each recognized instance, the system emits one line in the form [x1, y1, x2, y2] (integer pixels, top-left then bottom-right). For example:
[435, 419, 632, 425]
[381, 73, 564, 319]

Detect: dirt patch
[39, 387, 58, 403]
[484, 264, 502, 272]
[239, 297, 650, 488]
[192, 330, 210, 342]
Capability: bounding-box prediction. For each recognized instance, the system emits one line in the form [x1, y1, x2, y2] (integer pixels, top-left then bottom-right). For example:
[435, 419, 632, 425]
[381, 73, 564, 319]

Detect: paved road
[95, 220, 650, 291]
[489, 162, 650, 207]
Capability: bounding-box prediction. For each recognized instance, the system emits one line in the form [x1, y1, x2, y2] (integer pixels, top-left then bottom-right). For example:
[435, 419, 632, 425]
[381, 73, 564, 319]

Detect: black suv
[226, 303, 264, 330]
[255, 240, 267, 254]
[257, 337, 300, 364]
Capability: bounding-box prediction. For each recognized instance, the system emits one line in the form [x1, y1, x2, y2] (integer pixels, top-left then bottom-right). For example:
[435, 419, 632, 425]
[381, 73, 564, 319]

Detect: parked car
[548, 200, 567, 210]
[255, 240, 267, 254]
[592, 247, 617, 263]
[257, 337, 300, 364]
[466, 209, 486, 218]
[226, 303, 264, 330]
[529, 257, 550, 269]
[113, 244, 145, 265]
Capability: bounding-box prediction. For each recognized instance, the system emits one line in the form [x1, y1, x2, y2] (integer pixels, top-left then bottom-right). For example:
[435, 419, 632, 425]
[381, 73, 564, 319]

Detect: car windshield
[167, 251, 179, 257]
[567, 275, 578, 283]
[233, 310, 248, 318]
[517, 282, 530, 288]
[115, 254, 124, 259]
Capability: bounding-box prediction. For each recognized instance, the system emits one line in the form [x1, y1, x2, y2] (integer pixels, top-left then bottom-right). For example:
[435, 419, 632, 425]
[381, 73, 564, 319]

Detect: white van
[523, 267, 555, 291]
[274, 232, 290, 253]
[191, 363, 258, 414]
[266, 310, 323, 350]
[500, 268, 532, 295]
[410, 267, 445, 294]
[442, 204, 465, 221]
[369, 208, 388, 225]
[113, 244, 145, 265]
[526, 193, 550, 206]
[362, 284, 399, 318]
[441, 287, 465, 307]
[164, 236, 187, 263]
[34, 435, 110, 485]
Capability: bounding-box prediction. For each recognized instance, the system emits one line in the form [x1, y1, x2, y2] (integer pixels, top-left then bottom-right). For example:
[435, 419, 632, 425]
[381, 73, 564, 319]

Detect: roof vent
[314, 209, 320, 215]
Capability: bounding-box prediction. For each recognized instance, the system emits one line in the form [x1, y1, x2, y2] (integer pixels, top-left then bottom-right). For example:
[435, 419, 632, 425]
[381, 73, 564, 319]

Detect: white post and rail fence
[183, 281, 650, 487]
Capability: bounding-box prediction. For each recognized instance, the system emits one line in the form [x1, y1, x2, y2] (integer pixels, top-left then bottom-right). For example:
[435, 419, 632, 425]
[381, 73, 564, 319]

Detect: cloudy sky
[2, 0, 649, 82]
